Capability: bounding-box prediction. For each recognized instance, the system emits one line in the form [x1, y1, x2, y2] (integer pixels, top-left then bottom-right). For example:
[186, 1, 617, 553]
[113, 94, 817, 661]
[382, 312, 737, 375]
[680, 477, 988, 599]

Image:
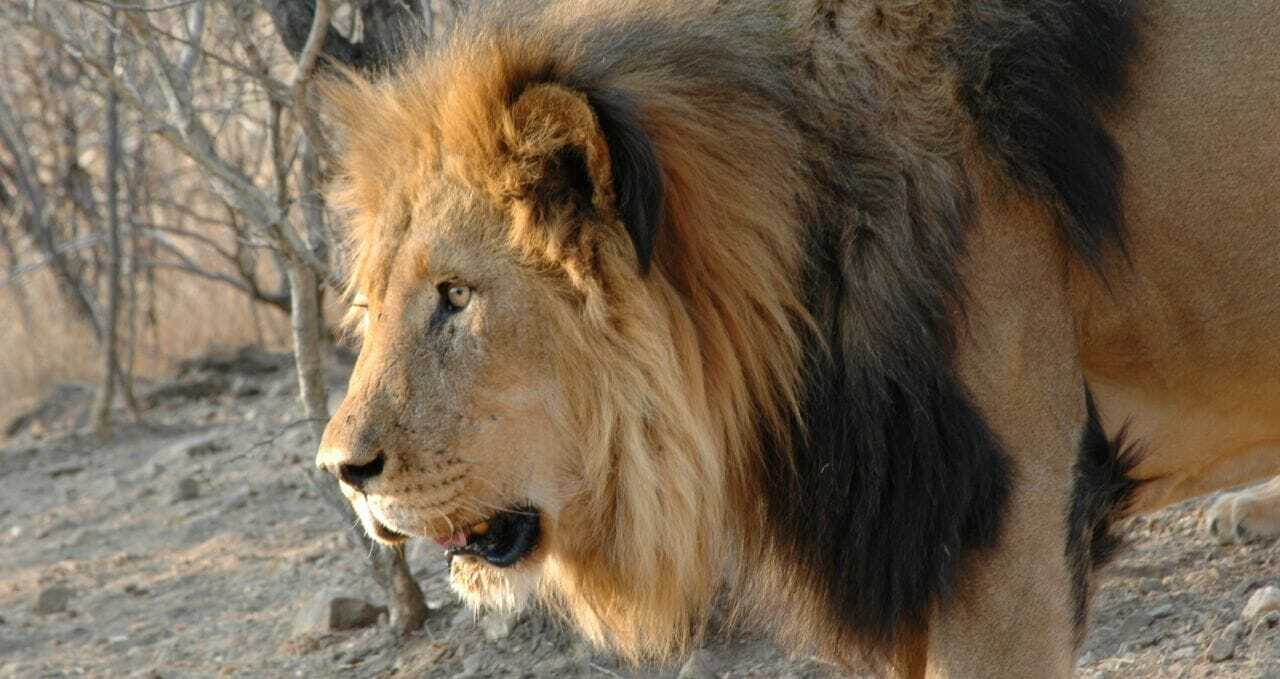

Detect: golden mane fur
[323, 3, 813, 657]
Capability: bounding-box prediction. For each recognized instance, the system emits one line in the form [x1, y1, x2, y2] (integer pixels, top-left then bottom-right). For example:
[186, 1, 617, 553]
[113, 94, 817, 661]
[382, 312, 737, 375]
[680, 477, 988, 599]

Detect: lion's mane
[324, 0, 1140, 665]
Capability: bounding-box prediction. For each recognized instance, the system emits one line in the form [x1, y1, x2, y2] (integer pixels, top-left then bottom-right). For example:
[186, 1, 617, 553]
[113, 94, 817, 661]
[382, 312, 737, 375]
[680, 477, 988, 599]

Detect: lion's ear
[507, 83, 663, 273]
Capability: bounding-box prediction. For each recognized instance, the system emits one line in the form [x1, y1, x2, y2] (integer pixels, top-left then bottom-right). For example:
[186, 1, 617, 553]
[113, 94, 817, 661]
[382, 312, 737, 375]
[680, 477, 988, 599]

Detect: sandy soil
[1, 347, 1277, 678]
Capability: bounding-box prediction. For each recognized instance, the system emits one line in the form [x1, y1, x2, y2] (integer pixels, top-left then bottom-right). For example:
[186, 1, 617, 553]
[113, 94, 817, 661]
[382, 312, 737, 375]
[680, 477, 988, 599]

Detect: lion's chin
[450, 554, 541, 613]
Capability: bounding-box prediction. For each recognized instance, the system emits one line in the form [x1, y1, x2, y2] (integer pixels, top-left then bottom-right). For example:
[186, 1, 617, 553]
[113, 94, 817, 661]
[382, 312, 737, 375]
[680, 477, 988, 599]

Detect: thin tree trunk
[285, 261, 428, 634]
[90, 14, 122, 438]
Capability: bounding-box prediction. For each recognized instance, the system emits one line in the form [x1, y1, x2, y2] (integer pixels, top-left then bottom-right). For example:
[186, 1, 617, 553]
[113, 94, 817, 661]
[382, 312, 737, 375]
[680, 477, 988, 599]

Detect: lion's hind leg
[1205, 476, 1280, 545]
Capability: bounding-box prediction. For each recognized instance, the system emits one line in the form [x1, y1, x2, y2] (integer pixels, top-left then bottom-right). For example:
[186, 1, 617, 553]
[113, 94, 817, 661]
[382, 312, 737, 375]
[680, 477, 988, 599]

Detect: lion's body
[1081, 0, 1280, 512]
[315, 1, 1280, 676]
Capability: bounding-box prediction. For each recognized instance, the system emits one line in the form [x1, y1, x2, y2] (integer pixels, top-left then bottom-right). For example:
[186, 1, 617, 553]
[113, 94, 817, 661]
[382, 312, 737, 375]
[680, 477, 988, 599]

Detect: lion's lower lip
[369, 515, 410, 544]
[446, 507, 541, 567]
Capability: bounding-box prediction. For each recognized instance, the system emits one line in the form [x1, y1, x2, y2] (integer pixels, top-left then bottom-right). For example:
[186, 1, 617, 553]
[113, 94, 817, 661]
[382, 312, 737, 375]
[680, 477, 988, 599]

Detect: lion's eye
[443, 283, 472, 311]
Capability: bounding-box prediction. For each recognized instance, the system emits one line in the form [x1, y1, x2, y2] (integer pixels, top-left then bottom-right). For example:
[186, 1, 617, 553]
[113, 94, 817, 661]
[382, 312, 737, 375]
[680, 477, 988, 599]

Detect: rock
[171, 477, 200, 503]
[1206, 621, 1244, 662]
[48, 464, 84, 478]
[1171, 645, 1197, 660]
[33, 584, 72, 614]
[461, 653, 485, 676]
[1243, 586, 1280, 623]
[451, 607, 476, 627]
[176, 345, 285, 376]
[1118, 611, 1154, 638]
[480, 611, 516, 641]
[174, 433, 227, 459]
[123, 583, 148, 597]
[294, 593, 387, 634]
[222, 490, 252, 512]
[1254, 611, 1280, 636]
[267, 379, 295, 399]
[139, 375, 229, 407]
[1149, 603, 1176, 619]
[230, 377, 262, 398]
[1119, 630, 1163, 653]
[136, 461, 166, 482]
[678, 650, 718, 679]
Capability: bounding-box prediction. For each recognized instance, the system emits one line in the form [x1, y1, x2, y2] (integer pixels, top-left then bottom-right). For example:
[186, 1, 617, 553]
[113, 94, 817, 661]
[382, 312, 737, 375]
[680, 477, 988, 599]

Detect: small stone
[222, 491, 251, 512]
[180, 437, 226, 458]
[33, 584, 73, 614]
[1254, 611, 1280, 636]
[1242, 586, 1280, 623]
[48, 464, 84, 478]
[230, 377, 262, 398]
[1119, 611, 1154, 638]
[678, 650, 718, 679]
[123, 583, 148, 597]
[451, 607, 476, 627]
[1206, 621, 1245, 662]
[480, 611, 516, 641]
[1171, 645, 1197, 660]
[171, 477, 200, 503]
[460, 653, 485, 676]
[268, 379, 295, 399]
[294, 592, 387, 634]
[1149, 603, 1176, 619]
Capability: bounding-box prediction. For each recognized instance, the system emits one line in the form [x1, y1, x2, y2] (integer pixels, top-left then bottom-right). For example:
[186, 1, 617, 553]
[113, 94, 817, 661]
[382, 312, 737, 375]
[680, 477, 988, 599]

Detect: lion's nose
[317, 448, 386, 491]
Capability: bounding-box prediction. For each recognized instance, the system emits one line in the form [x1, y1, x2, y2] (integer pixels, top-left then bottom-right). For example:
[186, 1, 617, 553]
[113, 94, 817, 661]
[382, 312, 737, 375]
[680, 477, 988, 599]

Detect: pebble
[174, 432, 227, 459]
[463, 654, 484, 673]
[1119, 611, 1154, 637]
[1254, 611, 1280, 636]
[480, 611, 516, 641]
[171, 477, 200, 503]
[33, 584, 73, 614]
[230, 377, 262, 398]
[451, 607, 476, 627]
[1242, 586, 1280, 623]
[1206, 621, 1244, 662]
[294, 592, 387, 634]
[1149, 603, 1176, 619]
[678, 650, 718, 679]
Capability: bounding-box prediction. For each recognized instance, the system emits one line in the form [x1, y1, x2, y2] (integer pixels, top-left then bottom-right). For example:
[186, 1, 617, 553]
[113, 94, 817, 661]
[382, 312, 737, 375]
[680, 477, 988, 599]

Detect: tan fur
[315, 0, 1280, 675]
[1076, 1, 1280, 511]
[319, 6, 810, 658]
[1204, 477, 1280, 545]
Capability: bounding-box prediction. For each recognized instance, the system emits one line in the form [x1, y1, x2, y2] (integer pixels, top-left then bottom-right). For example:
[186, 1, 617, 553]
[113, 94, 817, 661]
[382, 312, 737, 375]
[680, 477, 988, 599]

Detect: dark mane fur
[343, 0, 1143, 665]
[952, 0, 1144, 267]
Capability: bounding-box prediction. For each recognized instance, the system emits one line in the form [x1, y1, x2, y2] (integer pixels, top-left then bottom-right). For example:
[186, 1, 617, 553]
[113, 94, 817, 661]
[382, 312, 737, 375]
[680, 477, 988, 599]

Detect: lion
[1206, 478, 1280, 545]
[313, 0, 1280, 676]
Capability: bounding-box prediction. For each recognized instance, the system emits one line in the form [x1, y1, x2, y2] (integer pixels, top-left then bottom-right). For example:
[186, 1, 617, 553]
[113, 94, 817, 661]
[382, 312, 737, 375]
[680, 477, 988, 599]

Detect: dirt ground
[2, 347, 1278, 678]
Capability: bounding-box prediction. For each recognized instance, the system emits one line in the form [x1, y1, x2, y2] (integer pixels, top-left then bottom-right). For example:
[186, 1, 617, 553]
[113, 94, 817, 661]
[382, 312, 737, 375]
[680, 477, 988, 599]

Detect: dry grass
[0, 267, 293, 431]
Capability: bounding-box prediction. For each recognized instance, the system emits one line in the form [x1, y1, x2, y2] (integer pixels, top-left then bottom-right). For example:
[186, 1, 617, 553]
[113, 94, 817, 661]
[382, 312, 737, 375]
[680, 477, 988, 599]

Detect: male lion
[315, 0, 1280, 676]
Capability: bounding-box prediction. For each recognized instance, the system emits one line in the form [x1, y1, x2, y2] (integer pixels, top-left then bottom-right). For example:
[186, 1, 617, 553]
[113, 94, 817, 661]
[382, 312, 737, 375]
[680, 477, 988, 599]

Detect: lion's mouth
[437, 507, 541, 568]
[368, 515, 411, 544]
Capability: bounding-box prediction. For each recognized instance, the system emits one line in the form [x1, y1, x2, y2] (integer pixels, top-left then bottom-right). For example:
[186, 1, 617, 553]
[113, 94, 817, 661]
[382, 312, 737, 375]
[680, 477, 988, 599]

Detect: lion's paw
[1204, 477, 1280, 545]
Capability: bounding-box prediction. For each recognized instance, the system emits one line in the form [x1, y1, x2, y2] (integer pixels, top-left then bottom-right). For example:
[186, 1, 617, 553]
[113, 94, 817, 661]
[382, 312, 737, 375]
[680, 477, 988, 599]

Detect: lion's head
[315, 10, 809, 660]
